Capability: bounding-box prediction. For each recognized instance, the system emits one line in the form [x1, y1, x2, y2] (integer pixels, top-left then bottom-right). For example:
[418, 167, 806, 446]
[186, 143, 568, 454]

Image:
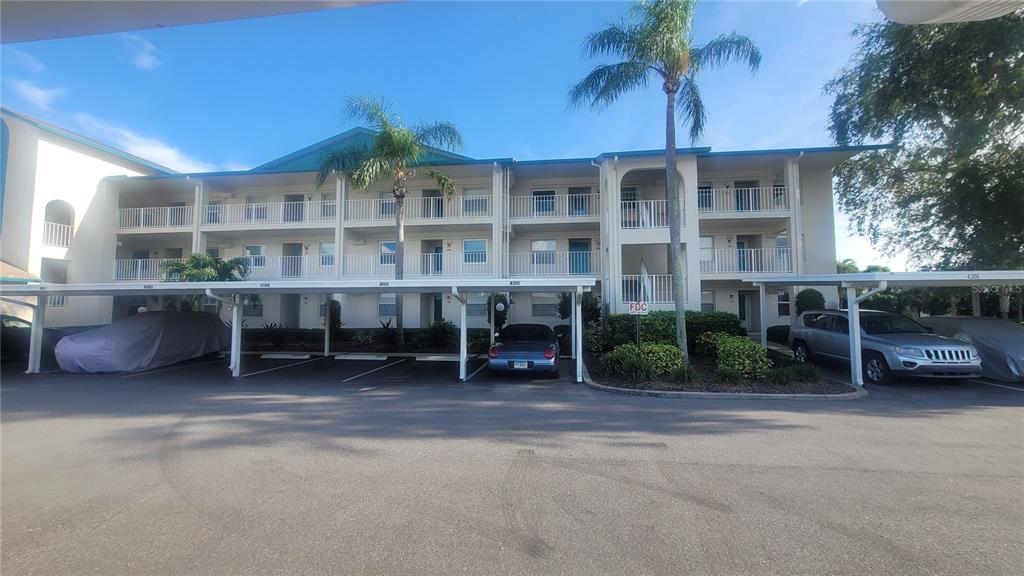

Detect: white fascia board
[0, 276, 598, 297]
[746, 271, 1024, 288]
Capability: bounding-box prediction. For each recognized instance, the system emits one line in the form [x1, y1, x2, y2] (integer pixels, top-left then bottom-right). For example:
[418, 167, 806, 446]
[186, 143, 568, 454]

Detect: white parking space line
[120, 358, 226, 379]
[240, 357, 324, 378]
[969, 379, 1024, 392]
[341, 359, 407, 383]
[465, 362, 488, 382]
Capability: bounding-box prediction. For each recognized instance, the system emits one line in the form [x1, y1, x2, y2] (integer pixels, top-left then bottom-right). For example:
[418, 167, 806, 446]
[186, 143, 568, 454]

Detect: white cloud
[74, 113, 225, 173]
[7, 78, 65, 110]
[121, 34, 162, 70]
[7, 48, 45, 73]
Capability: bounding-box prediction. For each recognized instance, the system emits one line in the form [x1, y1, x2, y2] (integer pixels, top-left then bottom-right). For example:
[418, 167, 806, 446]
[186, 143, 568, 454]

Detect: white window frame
[244, 196, 268, 221]
[462, 188, 488, 215]
[463, 239, 487, 264]
[531, 293, 559, 317]
[379, 241, 397, 265]
[243, 245, 265, 267]
[378, 293, 397, 317]
[467, 293, 487, 317]
[701, 290, 715, 313]
[319, 242, 335, 267]
[620, 186, 639, 202]
[379, 191, 395, 217]
[532, 190, 556, 216]
[531, 239, 557, 266]
[777, 290, 791, 317]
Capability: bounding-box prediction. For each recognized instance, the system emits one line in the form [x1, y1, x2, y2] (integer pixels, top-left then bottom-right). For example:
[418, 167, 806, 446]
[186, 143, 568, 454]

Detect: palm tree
[836, 258, 859, 274]
[317, 96, 463, 346]
[162, 253, 251, 314]
[568, 0, 760, 359]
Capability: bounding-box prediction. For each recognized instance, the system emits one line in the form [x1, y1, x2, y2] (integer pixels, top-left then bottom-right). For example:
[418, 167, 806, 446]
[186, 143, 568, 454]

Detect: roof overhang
[877, 1, 1023, 24]
[0, 277, 597, 298]
[745, 271, 1024, 289]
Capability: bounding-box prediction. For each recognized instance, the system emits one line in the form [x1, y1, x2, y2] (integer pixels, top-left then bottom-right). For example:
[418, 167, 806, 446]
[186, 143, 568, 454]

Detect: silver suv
[788, 309, 981, 385]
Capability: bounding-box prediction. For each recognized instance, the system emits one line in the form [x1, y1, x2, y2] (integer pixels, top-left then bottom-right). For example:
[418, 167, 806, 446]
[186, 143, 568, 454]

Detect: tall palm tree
[568, 0, 760, 358]
[162, 253, 251, 314]
[836, 258, 859, 274]
[317, 96, 463, 346]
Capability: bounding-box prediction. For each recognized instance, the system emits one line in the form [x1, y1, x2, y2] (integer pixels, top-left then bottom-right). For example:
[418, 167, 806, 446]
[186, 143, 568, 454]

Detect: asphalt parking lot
[2, 357, 1022, 576]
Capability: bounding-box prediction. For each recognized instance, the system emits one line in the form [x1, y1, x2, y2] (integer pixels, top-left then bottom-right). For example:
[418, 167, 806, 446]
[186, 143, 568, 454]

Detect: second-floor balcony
[204, 201, 337, 227]
[621, 274, 675, 303]
[118, 206, 193, 230]
[698, 186, 790, 215]
[342, 252, 492, 278]
[620, 200, 670, 229]
[507, 251, 601, 277]
[345, 195, 492, 224]
[700, 248, 792, 274]
[42, 221, 73, 247]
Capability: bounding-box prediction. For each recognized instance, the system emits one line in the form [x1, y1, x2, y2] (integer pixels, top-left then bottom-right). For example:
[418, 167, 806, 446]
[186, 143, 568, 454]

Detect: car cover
[919, 316, 1024, 382]
[55, 311, 228, 373]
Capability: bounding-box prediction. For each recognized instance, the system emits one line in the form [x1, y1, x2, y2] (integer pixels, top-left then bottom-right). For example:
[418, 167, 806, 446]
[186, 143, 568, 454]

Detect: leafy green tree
[836, 258, 859, 274]
[825, 13, 1024, 273]
[162, 253, 253, 315]
[316, 96, 463, 346]
[568, 0, 760, 358]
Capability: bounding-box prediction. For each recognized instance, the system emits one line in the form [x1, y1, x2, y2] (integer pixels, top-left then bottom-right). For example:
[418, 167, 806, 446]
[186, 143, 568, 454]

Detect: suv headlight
[893, 346, 926, 358]
[969, 347, 980, 359]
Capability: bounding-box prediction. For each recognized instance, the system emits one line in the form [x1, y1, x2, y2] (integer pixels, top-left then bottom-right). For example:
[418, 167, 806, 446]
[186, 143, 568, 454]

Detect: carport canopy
[744, 271, 1024, 387]
[1, 277, 597, 382]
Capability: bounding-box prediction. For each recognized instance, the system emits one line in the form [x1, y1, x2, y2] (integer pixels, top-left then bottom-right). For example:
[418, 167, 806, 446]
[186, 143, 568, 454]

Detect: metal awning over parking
[1, 277, 596, 382]
[744, 271, 1024, 387]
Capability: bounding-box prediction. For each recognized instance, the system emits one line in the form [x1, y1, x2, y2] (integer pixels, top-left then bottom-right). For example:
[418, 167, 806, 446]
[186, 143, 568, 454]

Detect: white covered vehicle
[55, 311, 228, 373]
[917, 316, 1024, 382]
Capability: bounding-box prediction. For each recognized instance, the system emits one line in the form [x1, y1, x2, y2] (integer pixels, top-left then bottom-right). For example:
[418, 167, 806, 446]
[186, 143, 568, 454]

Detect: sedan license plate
[512, 361, 529, 369]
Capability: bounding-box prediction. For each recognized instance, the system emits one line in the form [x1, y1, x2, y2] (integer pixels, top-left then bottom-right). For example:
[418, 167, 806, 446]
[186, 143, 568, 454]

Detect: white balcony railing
[42, 221, 73, 247]
[620, 200, 670, 228]
[507, 251, 601, 277]
[345, 195, 492, 222]
[241, 255, 336, 280]
[698, 187, 789, 214]
[342, 252, 492, 278]
[118, 206, 193, 230]
[204, 201, 337, 226]
[621, 274, 676, 303]
[508, 194, 599, 219]
[113, 258, 185, 280]
[47, 295, 67, 307]
[700, 248, 793, 274]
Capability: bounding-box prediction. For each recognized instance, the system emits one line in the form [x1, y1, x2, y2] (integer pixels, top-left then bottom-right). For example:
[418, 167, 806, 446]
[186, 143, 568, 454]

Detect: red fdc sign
[627, 301, 649, 315]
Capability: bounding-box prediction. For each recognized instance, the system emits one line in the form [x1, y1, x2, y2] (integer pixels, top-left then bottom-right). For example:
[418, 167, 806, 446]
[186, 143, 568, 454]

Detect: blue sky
[0, 0, 904, 269]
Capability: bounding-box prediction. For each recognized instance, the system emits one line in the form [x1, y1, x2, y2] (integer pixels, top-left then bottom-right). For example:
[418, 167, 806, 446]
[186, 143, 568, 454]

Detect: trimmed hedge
[602, 343, 684, 382]
[795, 289, 825, 314]
[695, 331, 731, 357]
[716, 336, 772, 379]
[605, 310, 744, 350]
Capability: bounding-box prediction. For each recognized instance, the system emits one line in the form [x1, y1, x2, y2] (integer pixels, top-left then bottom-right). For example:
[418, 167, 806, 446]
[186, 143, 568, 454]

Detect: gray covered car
[789, 309, 981, 385]
[918, 316, 1024, 382]
[55, 311, 228, 373]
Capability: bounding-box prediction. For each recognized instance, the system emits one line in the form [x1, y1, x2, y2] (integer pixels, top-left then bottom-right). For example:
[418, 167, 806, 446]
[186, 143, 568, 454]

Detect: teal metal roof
[0, 108, 175, 175]
[697, 143, 891, 157]
[250, 126, 475, 173]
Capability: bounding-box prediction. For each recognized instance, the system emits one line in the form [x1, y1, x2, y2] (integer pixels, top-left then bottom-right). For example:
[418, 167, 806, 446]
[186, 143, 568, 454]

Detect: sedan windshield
[499, 324, 554, 342]
[860, 314, 928, 335]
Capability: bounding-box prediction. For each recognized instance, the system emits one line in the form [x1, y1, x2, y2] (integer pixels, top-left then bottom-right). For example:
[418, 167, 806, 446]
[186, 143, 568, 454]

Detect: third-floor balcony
[118, 206, 193, 231]
[698, 186, 790, 215]
[508, 193, 599, 221]
[345, 195, 492, 225]
[204, 201, 337, 227]
[507, 250, 601, 277]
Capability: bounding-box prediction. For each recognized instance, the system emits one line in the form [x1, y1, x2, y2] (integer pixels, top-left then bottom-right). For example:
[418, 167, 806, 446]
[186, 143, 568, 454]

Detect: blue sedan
[488, 324, 560, 378]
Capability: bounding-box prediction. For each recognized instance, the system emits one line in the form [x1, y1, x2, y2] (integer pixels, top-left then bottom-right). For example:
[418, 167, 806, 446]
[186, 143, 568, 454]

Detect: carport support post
[323, 294, 331, 357]
[230, 296, 242, 378]
[570, 291, 577, 360]
[27, 297, 46, 374]
[575, 286, 583, 383]
[452, 287, 468, 382]
[846, 286, 863, 387]
[757, 284, 767, 347]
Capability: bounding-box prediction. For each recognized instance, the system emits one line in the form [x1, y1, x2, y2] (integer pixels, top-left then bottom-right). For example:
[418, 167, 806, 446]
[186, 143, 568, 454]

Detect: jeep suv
[788, 309, 981, 385]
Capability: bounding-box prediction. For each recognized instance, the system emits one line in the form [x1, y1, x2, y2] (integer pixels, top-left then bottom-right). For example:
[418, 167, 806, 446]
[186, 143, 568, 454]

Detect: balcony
[507, 251, 601, 277]
[620, 200, 670, 229]
[204, 201, 337, 227]
[698, 186, 789, 215]
[621, 274, 675, 303]
[118, 206, 193, 231]
[342, 252, 492, 278]
[345, 195, 492, 224]
[508, 194, 599, 221]
[113, 256, 336, 281]
[42, 221, 73, 247]
[700, 248, 792, 274]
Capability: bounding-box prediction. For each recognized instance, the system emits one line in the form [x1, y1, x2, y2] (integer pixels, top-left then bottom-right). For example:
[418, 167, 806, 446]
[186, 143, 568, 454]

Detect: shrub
[766, 325, 790, 344]
[765, 365, 794, 386]
[718, 367, 745, 384]
[606, 310, 744, 349]
[553, 324, 572, 352]
[426, 319, 457, 348]
[790, 362, 822, 382]
[352, 330, 375, 347]
[377, 319, 398, 350]
[716, 336, 772, 379]
[469, 333, 491, 355]
[685, 311, 746, 343]
[671, 363, 696, 384]
[584, 322, 605, 355]
[796, 289, 825, 314]
[602, 343, 684, 381]
[262, 322, 286, 348]
[695, 331, 731, 357]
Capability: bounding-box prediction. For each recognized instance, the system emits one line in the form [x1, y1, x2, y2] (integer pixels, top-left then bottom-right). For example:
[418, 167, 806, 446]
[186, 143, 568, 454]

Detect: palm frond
[582, 22, 636, 59]
[630, 0, 695, 66]
[568, 61, 651, 110]
[414, 121, 464, 152]
[316, 144, 370, 188]
[691, 32, 761, 74]
[350, 155, 394, 190]
[345, 95, 393, 130]
[676, 74, 707, 144]
[423, 168, 457, 201]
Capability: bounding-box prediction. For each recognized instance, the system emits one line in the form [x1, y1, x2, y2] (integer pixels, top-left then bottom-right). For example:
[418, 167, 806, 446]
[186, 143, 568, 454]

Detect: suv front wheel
[862, 352, 892, 386]
[792, 341, 810, 363]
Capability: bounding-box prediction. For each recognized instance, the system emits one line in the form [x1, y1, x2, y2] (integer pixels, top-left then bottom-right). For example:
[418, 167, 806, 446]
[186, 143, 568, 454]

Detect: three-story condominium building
[3, 110, 885, 333]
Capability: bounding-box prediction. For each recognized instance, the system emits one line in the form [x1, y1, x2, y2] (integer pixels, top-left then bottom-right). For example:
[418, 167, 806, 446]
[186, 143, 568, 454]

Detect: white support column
[453, 287, 468, 382]
[680, 156, 702, 311]
[26, 297, 46, 374]
[231, 296, 242, 377]
[323, 295, 331, 357]
[491, 163, 504, 278]
[489, 294, 496, 345]
[335, 175, 345, 280]
[192, 180, 205, 254]
[847, 286, 862, 387]
[575, 286, 584, 383]
[758, 283, 768, 347]
[570, 290, 578, 360]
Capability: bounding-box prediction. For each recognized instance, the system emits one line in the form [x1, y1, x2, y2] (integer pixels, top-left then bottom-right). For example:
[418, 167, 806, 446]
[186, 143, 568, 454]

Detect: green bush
[602, 343, 683, 381]
[718, 367, 745, 384]
[606, 310, 744, 349]
[790, 362, 822, 382]
[426, 319, 457, 348]
[765, 365, 794, 386]
[766, 325, 790, 344]
[796, 289, 826, 314]
[583, 322, 605, 355]
[695, 331, 731, 357]
[469, 333, 491, 355]
[671, 363, 696, 384]
[716, 336, 772, 379]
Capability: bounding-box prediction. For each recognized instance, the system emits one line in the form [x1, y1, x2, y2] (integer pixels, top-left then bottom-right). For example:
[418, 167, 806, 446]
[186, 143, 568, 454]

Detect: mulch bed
[590, 356, 856, 395]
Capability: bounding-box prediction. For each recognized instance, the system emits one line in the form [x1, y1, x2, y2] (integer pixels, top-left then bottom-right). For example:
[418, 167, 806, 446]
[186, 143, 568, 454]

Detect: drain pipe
[205, 289, 242, 376]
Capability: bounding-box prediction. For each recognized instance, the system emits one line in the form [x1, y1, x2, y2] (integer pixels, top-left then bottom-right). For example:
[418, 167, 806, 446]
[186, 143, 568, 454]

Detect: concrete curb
[581, 368, 868, 401]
